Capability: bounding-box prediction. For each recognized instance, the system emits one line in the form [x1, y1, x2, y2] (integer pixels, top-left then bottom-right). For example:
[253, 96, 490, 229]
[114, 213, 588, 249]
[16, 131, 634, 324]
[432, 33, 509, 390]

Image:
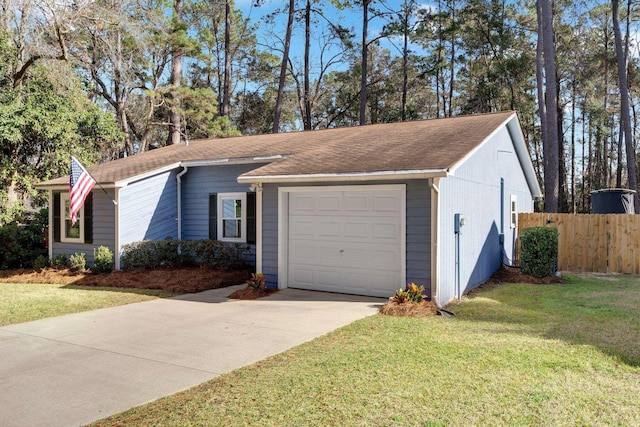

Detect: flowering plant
[247, 273, 266, 290]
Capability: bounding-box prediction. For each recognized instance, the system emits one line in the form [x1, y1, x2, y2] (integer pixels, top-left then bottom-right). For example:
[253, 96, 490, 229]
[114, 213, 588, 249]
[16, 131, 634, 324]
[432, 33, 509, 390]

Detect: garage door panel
[344, 194, 368, 213]
[317, 193, 342, 213]
[317, 221, 341, 238]
[287, 187, 404, 297]
[289, 241, 316, 260]
[344, 222, 369, 239]
[372, 249, 401, 268]
[372, 222, 399, 240]
[291, 268, 313, 286]
[290, 220, 315, 238]
[290, 195, 316, 213]
[373, 194, 402, 213]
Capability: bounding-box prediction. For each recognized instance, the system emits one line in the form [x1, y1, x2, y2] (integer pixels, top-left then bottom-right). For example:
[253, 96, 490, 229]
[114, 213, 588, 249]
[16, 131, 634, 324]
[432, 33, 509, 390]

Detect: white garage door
[286, 186, 405, 297]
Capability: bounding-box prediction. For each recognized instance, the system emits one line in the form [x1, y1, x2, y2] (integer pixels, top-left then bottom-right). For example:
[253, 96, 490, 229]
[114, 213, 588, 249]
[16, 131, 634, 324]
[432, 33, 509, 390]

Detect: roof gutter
[237, 169, 449, 184]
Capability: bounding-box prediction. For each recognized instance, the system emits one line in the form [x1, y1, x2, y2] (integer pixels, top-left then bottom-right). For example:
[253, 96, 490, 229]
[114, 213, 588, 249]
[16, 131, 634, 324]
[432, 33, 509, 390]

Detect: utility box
[591, 188, 636, 214]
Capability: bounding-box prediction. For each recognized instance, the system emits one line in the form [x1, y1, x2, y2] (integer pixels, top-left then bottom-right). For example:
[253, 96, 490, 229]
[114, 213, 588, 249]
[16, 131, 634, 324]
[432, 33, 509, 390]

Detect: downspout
[176, 166, 189, 240]
[430, 178, 441, 307]
[114, 188, 121, 270]
[250, 183, 263, 273]
[500, 177, 505, 243]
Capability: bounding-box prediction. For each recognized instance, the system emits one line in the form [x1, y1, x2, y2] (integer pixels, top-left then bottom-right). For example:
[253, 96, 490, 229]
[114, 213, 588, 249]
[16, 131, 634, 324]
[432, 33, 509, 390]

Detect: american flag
[69, 157, 96, 225]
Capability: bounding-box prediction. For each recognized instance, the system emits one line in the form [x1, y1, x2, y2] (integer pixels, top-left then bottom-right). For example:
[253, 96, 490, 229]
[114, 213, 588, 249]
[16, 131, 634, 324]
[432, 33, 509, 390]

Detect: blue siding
[52, 189, 117, 267]
[438, 126, 534, 305]
[261, 181, 431, 295]
[181, 164, 265, 265]
[119, 170, 179, 247]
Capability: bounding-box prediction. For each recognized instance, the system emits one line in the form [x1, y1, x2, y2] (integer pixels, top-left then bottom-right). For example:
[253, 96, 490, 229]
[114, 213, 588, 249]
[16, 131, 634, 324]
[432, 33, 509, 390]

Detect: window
[209, 192, 256, 244]
[61, 193, 84, 243]
[510, 195, 517, 229]
[217, 193, 246, 242]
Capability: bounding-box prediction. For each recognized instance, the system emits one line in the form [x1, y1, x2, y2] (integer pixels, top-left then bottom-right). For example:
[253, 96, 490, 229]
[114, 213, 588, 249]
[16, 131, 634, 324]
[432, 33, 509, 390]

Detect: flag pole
[71, 156, 117, 205]
[85, 170, 118, 206]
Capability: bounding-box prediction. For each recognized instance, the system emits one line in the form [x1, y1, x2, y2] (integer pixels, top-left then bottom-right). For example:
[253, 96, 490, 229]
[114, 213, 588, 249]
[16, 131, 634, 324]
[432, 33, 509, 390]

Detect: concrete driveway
[0, 285, 383, 427]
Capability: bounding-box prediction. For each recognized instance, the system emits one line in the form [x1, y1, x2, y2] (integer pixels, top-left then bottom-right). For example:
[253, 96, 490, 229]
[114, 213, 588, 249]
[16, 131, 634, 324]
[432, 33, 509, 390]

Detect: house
[36, 111, 542, 306]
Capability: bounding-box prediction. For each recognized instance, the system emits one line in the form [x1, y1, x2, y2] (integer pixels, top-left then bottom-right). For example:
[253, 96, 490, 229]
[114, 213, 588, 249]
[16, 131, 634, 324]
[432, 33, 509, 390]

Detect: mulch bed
[466, 264, 563, 297]
[379, 299, 439, 317]
[0, 267, 251, 294]
[488, 264, 562, 285]
[227, 286, 278, 300]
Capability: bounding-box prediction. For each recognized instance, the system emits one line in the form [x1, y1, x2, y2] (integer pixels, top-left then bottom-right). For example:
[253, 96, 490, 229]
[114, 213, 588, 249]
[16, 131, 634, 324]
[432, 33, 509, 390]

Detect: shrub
[32, 255, 49, 271]
[120, 239, 248, 271]
[192, 240, 250, 270]
[0, 208, 47, 269]
[120, 240, 180, 270]
[93, 246, 114, 274]
[69, 252, 87, 272]
[52, 254, 68, 269]
[520, 227, 558, 278]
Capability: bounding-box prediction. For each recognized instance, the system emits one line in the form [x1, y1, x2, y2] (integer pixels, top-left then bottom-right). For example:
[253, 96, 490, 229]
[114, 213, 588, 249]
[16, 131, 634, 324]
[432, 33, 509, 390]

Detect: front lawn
[0, 267, 250, 326]
[0, 283, 173, 327]
[90, 274, 640, 426]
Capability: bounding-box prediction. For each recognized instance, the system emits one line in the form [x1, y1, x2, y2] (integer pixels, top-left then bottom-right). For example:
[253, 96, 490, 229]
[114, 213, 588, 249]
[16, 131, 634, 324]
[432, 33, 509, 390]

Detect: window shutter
[247, 192, 256, 245]
[53, 192, 61, 243]
[84, 192, 93, 244]
[209, 193, 217, 240]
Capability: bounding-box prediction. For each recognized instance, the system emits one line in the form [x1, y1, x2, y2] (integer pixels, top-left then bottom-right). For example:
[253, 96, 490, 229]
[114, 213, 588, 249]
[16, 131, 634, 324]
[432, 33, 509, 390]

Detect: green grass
[0, 283, 174, 326]
[88, 274, 640, 426]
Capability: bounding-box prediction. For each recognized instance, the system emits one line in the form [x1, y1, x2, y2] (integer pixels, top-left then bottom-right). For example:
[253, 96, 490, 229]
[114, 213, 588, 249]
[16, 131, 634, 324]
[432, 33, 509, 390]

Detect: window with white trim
[61, 193, 84, 243]
[217, 192, 246, 242]
[510, 195, 518, 229]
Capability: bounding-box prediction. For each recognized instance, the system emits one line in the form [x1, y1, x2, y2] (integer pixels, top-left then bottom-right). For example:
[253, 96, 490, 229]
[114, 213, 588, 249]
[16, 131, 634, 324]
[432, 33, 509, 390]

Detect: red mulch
[379, 299, 439, 317]
[489, 264, 562, 284]
[466, 265, 563, 297]
[0, 267, 251, 294]
[227, 286, 278, 300]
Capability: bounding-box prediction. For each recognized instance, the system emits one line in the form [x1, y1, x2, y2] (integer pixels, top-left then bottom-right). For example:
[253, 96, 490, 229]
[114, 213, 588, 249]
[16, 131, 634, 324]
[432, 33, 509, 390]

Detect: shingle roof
[37, 111, 517, 187]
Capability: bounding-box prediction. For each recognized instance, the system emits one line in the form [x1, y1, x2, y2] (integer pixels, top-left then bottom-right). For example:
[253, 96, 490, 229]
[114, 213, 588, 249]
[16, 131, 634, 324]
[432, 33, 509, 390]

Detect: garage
[283, 185, 405, 297]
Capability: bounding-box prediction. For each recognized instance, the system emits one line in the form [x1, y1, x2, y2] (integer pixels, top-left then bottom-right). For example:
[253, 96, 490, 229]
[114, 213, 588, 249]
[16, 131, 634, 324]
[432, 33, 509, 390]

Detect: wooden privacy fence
[518, 213, 640, 274]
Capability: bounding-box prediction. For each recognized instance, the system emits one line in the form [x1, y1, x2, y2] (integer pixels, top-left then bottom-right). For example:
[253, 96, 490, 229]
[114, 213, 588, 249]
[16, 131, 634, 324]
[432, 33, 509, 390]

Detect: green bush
[52, 254, 68, 269]
[32, 255, 49, 270]
[93, 246, 114, 274]
[120, 240, 195, 270]
[520, 227, 558, 278]
[0, 208, 48, 269]
[69, 252, 87, 272]
[192, 240, 250, 270]
[120, 239, 250, 271]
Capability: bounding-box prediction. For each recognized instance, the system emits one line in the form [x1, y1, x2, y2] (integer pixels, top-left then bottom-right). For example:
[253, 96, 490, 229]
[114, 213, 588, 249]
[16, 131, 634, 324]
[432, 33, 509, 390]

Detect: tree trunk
[168, 0, 184, 145]
[612, 0, 639, 212]
[273, 0, 295, 133]
[535, 1, 547, 163]
[303, 0, 312, 130]
[538, 0, 559, 213]
[222, 0, 232, 118]
[359, 0, 370, 125]
[571, 77, 576, 212]
[401, 1, 409, 122]
[447, 1, 455, 118]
